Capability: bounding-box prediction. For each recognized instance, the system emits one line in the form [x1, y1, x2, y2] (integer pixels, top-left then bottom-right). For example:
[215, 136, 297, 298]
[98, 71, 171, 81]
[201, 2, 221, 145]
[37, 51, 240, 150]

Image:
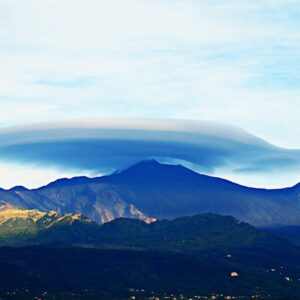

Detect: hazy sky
[0, 1, 300, 188]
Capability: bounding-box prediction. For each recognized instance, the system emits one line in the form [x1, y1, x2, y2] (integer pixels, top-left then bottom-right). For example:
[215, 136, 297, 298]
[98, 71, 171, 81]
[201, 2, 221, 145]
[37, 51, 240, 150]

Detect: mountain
[1, 212, 300, 298]
[97, 160, 300, 226]
[2, 160, 300, 226]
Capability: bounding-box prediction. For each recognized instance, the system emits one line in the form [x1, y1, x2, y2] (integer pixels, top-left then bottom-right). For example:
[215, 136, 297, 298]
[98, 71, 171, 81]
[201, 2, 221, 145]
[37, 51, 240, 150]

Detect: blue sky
[0, 0, 300, 188]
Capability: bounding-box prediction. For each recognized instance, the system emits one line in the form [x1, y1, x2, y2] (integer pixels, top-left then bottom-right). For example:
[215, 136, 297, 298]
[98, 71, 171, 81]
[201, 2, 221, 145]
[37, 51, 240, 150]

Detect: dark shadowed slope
[1, 245, 300, 299]
[263, 226, 300, 246]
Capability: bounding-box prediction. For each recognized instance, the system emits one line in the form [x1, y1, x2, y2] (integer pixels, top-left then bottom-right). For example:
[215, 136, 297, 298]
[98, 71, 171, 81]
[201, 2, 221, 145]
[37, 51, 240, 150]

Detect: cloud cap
[0, 119, 299, 189]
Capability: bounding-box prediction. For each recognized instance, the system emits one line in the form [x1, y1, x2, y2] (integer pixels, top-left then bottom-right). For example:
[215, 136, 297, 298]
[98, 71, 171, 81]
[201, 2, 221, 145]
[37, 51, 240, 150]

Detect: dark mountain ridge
[2, 160, 300, 226]
[0, 207, 274, 250]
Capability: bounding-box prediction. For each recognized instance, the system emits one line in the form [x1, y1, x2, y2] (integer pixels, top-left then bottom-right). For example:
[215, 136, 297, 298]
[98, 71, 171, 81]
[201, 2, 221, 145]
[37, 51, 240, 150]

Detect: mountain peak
[105, 159, 205, 184]
[37, 176, 92, 190]
[9, 185, 29, 192]
[117, 159, 192, 174]
[291, 182, 300, 190]
[124, 159, 162, 169]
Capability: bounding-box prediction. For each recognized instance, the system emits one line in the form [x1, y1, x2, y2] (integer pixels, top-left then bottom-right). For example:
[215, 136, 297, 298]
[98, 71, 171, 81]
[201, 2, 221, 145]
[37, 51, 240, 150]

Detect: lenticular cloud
[0, 119, 299, 188]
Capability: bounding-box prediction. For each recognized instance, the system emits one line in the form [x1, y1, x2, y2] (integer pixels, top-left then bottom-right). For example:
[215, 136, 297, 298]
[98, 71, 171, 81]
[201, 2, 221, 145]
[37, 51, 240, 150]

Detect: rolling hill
[0, 207, 278, 250]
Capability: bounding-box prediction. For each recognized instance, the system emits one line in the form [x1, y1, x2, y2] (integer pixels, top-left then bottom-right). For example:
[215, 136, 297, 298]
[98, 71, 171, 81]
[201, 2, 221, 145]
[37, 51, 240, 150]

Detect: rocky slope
[0, 182, 155, 224]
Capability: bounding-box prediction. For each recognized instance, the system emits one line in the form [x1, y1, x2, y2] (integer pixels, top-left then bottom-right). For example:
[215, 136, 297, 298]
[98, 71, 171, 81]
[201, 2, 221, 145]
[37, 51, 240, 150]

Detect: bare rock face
[1, 182, 155, 225]
[0, 201, 18, 212]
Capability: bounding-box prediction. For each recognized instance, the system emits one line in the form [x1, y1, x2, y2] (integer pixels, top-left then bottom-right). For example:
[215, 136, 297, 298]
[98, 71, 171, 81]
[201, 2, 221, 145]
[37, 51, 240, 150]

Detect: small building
[230, 272, 239, 277]
[284, 276, 292, 282]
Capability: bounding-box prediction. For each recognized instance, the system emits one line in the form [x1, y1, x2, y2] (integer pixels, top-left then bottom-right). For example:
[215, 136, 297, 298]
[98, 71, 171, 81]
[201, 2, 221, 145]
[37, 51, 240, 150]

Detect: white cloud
[0, 0, 300, 149]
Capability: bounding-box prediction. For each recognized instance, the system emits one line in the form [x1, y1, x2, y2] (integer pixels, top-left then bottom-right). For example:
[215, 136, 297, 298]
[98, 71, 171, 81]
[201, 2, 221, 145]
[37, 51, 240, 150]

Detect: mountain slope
[0, 208, 99, 245]
[2, 160, 300, 226]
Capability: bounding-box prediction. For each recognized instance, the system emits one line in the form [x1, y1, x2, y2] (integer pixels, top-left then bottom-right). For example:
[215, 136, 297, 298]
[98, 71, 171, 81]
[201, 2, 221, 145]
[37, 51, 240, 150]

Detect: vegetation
[0, 245, 299, 299]
[0, 209, 300, 298]
[0, 208, 98, 245]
